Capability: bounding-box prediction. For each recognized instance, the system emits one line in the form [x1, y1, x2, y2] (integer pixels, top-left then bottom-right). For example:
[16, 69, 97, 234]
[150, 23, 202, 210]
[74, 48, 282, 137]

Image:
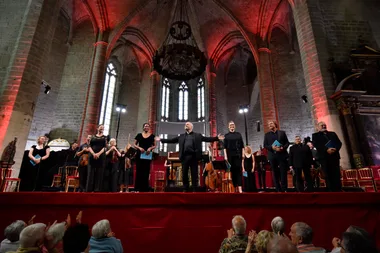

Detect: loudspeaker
[256, 121, 260, 132]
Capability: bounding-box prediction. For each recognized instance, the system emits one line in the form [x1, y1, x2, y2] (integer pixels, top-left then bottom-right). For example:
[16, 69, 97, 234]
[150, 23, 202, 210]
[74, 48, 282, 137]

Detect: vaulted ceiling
[63, 0, 292, 66]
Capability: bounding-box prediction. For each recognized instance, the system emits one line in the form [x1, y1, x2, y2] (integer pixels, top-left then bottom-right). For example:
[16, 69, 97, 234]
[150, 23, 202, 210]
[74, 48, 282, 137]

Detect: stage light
[301, 95, 308, 103]
[238, 105, 250, 145]
[116, 107, 121, 112]
[121, 108, 126, 113]
[44, 85, 51, 94]
[115, 103, 127, 142]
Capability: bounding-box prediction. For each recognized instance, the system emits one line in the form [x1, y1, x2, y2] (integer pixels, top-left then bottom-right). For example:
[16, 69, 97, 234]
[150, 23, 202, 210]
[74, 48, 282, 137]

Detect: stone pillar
[148, 71, 160, 134]
[291, 0, 350, 168]
[79, 35, 108, 143]
[335, 98, 365, 168]
[258, 48, 279, 132]
[206, 65, 217, 137]
[0, 0, 63, 173]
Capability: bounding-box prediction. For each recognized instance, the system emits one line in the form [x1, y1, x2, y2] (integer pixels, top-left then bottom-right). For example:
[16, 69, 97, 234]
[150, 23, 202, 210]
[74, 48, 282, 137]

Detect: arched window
[161, 78, 170, 121]
[178, 81, 188, 121]
[99, 62, 117, 135]
[197, 78, 205, 122]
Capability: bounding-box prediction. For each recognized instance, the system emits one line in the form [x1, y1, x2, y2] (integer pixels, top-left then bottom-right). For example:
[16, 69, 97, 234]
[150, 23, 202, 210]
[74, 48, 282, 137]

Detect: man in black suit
[289, 136, 314, 192]
[312, 121, 342, 192]
[263, 121, 290, 192]
[156, 122, 223, 191]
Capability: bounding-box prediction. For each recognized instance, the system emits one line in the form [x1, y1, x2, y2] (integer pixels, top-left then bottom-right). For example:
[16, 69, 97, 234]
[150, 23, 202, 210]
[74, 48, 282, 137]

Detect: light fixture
[301, 95, 308, 103]
[115, 104, 127, 113]
[41, 81, 51, 94]
[239, 105, 249, 114]
[238, 105, 250, 145]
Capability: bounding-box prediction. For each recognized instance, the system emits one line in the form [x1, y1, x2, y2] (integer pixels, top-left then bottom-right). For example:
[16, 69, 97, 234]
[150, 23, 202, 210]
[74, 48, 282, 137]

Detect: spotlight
[238, 105, 249, 114]
[301, 95, 308, 103]
[115, 103, 127, 113]
[116, 107, 121, 112]
[44, 85, 51, 94]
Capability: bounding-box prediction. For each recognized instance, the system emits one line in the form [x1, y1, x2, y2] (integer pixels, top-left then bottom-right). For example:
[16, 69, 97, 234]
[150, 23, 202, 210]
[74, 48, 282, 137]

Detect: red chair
[357, 168, 376, 192]
[154, 170, 166, 192]
[1, 168, 20, 192]
[372, 167, 380, 192]
[343, 169, 358, 187]
[51, 166, 63, 187]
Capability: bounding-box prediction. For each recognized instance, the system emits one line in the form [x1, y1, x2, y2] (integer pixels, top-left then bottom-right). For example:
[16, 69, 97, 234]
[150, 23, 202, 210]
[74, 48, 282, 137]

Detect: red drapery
[0, 192, 379, 253]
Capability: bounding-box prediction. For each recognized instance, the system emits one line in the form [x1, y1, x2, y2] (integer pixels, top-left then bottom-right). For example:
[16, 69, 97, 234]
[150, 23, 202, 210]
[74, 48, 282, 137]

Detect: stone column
[291, 0, 350, 168]
[258, 48, 279, 132]
[206, 65, 217, 138]
[0, 0, 63, 173]
[335, 98, 365, 168]
[148, 71, 160, 133]
[79, 35, 108, 143]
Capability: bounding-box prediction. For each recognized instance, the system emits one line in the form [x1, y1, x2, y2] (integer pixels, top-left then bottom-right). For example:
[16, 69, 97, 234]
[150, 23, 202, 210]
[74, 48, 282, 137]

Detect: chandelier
[153, 0, 207, 81]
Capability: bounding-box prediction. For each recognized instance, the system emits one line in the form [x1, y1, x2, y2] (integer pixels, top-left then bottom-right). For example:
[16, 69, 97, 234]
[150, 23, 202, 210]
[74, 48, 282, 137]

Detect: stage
[0, 192, 379, 253]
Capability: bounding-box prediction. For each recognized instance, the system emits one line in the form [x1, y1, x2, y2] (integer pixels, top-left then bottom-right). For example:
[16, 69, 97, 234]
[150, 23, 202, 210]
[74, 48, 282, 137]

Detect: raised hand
[227, 228, 234, 238]
[248, 230, 257, 244]
[65, 214, 71, 229]
[28, 215, 36, 225]
[76, 211, 82, 224]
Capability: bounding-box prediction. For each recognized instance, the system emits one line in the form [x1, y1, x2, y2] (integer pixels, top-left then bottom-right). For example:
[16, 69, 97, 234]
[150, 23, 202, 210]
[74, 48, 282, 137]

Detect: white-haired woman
[0, 220, 26, 253]
[20, 136, 50, 191]
[105, 138, 121, 192]
[8, 223, 46, 253]
[89, 220, 123, 253]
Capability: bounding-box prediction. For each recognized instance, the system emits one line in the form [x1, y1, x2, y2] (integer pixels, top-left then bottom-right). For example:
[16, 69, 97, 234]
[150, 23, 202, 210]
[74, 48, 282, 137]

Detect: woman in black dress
[87, 124, 108, 192]
[20, 136, 50, 191]
[134, 123, 156, 192]
[242, 146, 257, 192]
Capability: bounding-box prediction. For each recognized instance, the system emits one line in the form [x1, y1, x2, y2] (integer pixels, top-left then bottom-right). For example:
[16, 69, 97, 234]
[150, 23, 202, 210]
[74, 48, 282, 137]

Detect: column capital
[258, 48, 271, 54]
[93, 41, 108, 47]
[150, 70, 159, 77]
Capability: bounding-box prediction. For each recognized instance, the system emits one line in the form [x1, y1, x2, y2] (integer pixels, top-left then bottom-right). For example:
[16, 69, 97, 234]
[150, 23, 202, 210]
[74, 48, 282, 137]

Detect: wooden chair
[1, 168, 20, 192]
[222, 171, 234, 192]
[343, 169, 358, 187]
[374, 168, 380, 192]
[51, 167, 63, 187]
[65, 166, 79, 192]
[357, 168, 376, 192]
[154, 171, 166, 192]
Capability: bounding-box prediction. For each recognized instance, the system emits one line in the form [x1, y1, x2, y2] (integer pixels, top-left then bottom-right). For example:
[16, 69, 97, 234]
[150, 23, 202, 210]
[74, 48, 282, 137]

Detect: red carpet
[0, 192, 379, 253]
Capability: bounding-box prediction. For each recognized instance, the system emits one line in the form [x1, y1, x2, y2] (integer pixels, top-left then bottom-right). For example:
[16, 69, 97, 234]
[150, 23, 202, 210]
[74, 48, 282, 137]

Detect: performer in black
[76, 135, 91, 192]
[105, 138, 121, 192]
[312, 121, 342, 192]
[255, 147, 267, 191]
[223, 121, 244, 193]
[134, 123, 156, 192]
[263, 121, 290, 192]
[242, 146, 256, 192]
[156, 122, 223, 192]
[289, 136, 314, 192]
[87, 124, 108, 192]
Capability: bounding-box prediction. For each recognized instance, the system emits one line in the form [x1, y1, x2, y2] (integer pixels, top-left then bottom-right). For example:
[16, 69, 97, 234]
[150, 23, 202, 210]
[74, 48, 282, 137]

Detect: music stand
[125, 147, 137, 159]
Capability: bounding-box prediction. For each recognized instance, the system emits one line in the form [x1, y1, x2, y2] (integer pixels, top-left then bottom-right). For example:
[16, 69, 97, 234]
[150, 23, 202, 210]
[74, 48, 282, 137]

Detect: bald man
[267, 235, 299, 253]
[156, 122, 223, 192]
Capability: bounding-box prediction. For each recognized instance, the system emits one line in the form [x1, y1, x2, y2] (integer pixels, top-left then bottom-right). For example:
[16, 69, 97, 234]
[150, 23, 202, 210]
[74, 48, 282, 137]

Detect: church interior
[1, 0, 380, 252]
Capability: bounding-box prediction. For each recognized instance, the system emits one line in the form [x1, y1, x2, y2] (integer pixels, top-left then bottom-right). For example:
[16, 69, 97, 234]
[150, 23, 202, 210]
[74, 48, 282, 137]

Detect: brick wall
[247, 79, 264, 151]
[51, 20, 94, 142]
[136, 64, 151, 135]
[0, 0, 30, 91]
[26, 13, 70, 149]
[270, 28, 314, 141]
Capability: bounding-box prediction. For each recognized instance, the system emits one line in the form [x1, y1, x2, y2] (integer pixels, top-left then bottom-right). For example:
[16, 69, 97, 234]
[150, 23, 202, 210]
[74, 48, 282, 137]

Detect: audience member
[252, 230, 273, 253]
[44, 222, 66, 253]
[63, 223, 90, 253]
[267, 234, 299, 253]
[0, 220, 26, 253]
[89, 219, 123, 253]
[271, 216, 285, 236]
[8, 223, 46, 253]
[289, 222, 325, 253]
[331, 225, 373, 253]
[219, 215, 255, 253]
[340, 231, 378, 253]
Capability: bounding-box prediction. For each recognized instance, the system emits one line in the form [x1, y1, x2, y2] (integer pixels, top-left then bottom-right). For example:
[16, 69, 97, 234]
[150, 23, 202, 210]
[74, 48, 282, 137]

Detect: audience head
[92, 219, 111, 239]
[271, 216, 285, 235]
[346, 225, 370, 237]
[232, 215, 246, 235]
[340, 231, 378, 253]
[254, 230, 274, 253]
[45, 222, 66, 248]
[267, 234, 299, 253]
[289, 222, 313, 245]
[63, 224, 91, 253]
[228, 121, 236, 132]
[4, 220, 26, 242]
[19, 223, 46, 248]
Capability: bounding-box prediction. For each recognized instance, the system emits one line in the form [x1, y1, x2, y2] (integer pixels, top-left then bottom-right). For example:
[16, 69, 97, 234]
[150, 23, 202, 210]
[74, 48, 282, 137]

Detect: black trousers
[257, 164, 266, 190]
[78, 165, 87, 191]
[228, 155, 242, 187]
[269, 157, 288, 192]
[109, 162, 119, 192]
[320, 158, 342, 192]
[181, 154, 199, 189]
[294, 167, 314, 192]
[86, 156, 105, 192]
[135, 158, 151, 192]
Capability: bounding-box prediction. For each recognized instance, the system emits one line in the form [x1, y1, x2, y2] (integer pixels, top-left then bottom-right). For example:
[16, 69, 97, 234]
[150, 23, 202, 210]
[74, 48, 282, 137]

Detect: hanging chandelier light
[153, 0, 207, 81]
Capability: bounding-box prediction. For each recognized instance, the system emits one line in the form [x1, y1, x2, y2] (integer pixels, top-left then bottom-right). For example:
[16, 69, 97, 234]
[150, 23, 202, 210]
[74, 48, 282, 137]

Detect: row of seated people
[0, 212, 377, 253]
